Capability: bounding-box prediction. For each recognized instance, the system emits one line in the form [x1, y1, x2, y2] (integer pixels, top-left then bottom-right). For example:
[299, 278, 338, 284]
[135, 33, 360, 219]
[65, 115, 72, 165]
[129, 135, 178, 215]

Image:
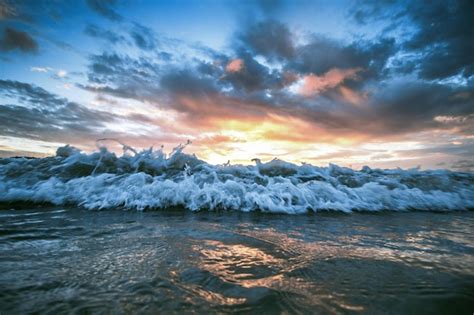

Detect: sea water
[0, 143, 473, 313]
[0, 208, 473, 314]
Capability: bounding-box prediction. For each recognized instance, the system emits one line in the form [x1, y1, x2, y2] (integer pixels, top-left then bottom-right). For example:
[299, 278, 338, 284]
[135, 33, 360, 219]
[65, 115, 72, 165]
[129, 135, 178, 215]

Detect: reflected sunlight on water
[0, 208, 473, 314]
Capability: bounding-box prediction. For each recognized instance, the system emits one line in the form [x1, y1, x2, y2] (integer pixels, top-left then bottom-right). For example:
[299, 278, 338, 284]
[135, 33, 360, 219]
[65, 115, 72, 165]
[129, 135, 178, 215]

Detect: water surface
[1, 208, 473, 314]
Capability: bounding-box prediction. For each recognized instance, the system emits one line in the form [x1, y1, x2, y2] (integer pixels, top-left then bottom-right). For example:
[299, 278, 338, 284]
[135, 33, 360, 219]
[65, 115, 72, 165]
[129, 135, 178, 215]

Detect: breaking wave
[1, 140, 473, 213]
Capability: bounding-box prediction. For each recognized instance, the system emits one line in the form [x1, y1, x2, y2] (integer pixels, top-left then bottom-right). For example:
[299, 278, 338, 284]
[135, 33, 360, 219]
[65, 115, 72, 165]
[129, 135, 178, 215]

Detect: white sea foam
[0, 142, 473, 213]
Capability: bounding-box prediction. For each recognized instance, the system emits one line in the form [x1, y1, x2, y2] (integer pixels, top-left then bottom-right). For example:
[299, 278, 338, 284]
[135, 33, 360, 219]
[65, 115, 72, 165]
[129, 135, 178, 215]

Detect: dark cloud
[239, 19, 294, 61]
[0, 0, 17, 20]
[84, 52, 164, 101]
[130, 23, 157, 51]
[82, 50, 274, 122]
[290, 80, 474, 137]
[370, 81, 474, 134]
[351, 0, 403, 25]
[85, 0, 122, 21]
[289, 36, 396, 83]
[236, 18, 396, 91]
[84, 24, 126, 44]
[400, 0, 474, 80]
[0, 27, 37, 53]
[451, 159, 474, 172]
[0, 80, 118, 143]
[87, 52, 161, 85]
[160, 70, 217, 97]
[81, 49, 474, 142]
[0, 80, 64, 108]
[79, 16, 473, 145]
[352, 0, 474, 81]
[222, 50, 284, 92]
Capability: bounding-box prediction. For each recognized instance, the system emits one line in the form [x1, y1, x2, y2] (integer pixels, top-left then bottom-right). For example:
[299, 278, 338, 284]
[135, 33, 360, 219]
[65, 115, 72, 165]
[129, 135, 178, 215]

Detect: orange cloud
[299, 68, 361, 96]
[339, 86, 367, 106]
[225, 59, 244, 73]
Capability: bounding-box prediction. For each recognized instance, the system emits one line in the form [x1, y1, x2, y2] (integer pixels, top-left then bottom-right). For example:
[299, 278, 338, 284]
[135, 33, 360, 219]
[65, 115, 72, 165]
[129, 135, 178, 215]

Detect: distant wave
[1, 141, 473, 213]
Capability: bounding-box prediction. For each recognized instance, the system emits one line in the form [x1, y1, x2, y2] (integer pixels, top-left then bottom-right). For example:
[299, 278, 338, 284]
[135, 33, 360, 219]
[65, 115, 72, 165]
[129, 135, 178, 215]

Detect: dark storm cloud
[352, 0, 474, 81]
[0, 27, 37, 53]
[0, 80, 117, 142]
[85, 0, 122, 21]
[84, 24, 126, 44]
[239, 20, 294, 61]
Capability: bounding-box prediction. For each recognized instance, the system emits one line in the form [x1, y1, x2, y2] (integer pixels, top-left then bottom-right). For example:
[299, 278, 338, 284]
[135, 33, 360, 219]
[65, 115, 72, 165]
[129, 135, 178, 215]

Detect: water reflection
[0, 209, 473, 314]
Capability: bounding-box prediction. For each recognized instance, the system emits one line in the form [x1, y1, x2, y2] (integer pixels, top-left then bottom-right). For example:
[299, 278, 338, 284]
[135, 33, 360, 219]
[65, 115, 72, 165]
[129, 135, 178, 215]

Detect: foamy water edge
[1, 143, 473, 213]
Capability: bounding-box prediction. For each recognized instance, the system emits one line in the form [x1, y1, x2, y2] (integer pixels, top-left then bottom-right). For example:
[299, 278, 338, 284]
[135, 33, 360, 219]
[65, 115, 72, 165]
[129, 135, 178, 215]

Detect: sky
[0, 0, 473, 170]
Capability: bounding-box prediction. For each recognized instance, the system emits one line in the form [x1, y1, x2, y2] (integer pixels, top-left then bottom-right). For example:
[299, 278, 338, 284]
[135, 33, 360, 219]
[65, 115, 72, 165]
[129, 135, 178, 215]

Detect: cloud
[369, 80, 474, 135]
[81, 47, 474, 145]
[82, 52, 164, 102]
[0, 1, 17, 20]
[0, 27, 38, 53]
[30, 66, 51, 73]
[0, 79, 67, 109]
[85, 0, 122, 21]
[403, 0, 473, 80]
[288, 36, 395, 83]
[130, 23, 157, 51]
[84, 24, 126, 44]
[57, 69, 67, 78]
[0, 80, 118, 144]
[451, 159, 474, 172]
[352, 0, 474, 81]
[226, 59, 244, 73]
[160, 69, 218, 97]
[296, 68, 361, 96]
[221, 50, 284, 92]
[78, 17, 473, 156]
[239, 19, 294, 61]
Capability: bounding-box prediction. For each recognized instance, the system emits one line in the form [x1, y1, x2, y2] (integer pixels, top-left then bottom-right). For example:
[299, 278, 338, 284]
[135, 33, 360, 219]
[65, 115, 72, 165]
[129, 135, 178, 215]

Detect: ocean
[0, 209, 473, 314]
[0, 144, 473, 313]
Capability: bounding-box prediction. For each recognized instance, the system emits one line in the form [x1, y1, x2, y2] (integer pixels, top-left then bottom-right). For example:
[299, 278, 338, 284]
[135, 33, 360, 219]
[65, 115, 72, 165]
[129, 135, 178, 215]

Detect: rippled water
[1, 208, 473, 314]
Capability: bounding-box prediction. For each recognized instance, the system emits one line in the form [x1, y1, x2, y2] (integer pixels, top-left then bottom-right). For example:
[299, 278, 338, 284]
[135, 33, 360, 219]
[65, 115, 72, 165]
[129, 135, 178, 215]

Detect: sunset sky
[0, 0, 473, 170]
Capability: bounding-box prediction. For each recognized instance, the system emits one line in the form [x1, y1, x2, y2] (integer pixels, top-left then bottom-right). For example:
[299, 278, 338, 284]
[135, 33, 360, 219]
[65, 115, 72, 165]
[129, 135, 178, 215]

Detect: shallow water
[0, 208, 473, 314]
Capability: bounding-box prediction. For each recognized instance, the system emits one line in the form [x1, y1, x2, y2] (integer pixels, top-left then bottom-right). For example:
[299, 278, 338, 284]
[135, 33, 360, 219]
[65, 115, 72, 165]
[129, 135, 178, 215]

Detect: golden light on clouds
[225, 58, 244, 73]
[296, 68, 361, 96]
[184, 111, 370, 165]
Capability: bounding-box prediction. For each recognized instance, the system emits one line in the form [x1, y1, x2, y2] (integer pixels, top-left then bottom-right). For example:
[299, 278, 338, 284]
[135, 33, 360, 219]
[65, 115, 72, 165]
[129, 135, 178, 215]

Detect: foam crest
[1, 143, 473, 213]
